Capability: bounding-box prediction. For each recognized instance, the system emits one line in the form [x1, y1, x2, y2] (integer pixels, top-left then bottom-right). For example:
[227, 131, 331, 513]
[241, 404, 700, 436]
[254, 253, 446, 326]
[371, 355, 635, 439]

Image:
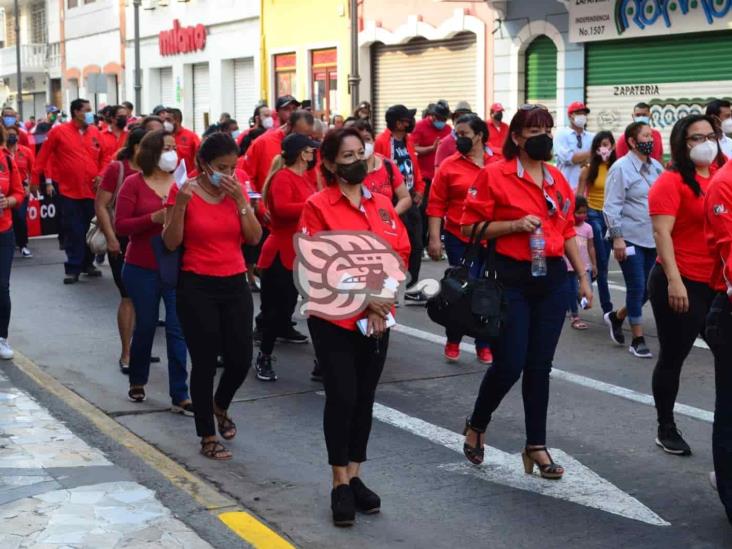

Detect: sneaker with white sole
[655, 423, 691, 456]
[0, 338, 13, 359]
[603, 311, 625, 345]
[20, 247, 32, 258]
[629, 336, 653, 358]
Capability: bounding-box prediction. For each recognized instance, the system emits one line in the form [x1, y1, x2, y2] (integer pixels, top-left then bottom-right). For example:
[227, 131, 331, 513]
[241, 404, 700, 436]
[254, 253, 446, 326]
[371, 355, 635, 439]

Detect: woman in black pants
[164, 133, 262, 460]
[299, 128, 410, 525]
[648, 114, 723, 455]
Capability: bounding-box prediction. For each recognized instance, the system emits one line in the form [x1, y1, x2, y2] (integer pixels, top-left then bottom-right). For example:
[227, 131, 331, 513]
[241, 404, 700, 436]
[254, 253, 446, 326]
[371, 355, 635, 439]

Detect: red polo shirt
[9, 145, 34, 185]
[244, 128, 285, 192]
[428, 151, 501, 242]
[0, 150, 26, 233]
[616, 129, 664, 163]
[259, 168, 317, 270]
[174, 127, 201, 177]
[374, 129, 424, 194]
[32, 121, 104, 200]
[488, 121, 509, 154]
[461, 157, 576, 261]
[100, 128, 128, 169]
[298, 185, 411, 331]
[411, 118, 451, 180]
[705, 160, 732, 294]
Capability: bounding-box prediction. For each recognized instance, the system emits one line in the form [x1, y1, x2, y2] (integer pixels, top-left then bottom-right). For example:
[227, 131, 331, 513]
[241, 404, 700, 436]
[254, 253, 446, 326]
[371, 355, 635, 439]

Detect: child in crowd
[566, 196, 597, 330]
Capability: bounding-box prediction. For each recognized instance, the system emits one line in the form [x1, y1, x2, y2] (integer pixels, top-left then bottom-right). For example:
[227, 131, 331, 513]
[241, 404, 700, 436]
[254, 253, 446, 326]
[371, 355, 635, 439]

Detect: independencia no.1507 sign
[569, 0, 732, 43]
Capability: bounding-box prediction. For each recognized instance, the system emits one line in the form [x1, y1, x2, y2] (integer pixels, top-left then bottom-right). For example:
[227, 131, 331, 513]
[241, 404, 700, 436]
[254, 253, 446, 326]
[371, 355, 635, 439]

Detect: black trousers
[177, 271, 254, 437]
[260, 255, 299, 355]
[400, 203, 423, 288]
[308, 316, 389, 466]
[648, 264, 714, 425]
[420, 178, 431, 250]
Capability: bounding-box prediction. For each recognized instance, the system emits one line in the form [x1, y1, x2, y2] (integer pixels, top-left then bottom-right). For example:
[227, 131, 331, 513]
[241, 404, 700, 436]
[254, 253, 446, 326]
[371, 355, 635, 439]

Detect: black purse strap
[459, 221, 490, 266]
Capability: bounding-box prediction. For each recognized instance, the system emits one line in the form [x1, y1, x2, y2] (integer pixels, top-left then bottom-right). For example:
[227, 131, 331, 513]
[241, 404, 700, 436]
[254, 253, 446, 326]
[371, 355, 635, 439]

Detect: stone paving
[0, 373, 213, 549]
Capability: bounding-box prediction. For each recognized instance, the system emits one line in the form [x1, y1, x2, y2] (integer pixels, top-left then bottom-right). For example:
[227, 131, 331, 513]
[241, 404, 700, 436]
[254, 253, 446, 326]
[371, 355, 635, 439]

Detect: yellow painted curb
[9, 351, 296, 548]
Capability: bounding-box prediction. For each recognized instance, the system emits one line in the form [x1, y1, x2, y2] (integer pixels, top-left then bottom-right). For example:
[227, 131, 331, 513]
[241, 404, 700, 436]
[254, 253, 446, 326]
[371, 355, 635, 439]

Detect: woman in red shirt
[254, 133, 318, 382]
[164, 133, 262, 461]
[115, 130, 191, 411]
[459, 106, 591, 479]
[427, 114, 500, 365]
[96, 127, 146, 374]
[648, 114, 723, 456]
[350, 119, 411, 215]
[6, 124, 34, 258]
[299, 128, 410, 526]
[0, 127, 28, 360]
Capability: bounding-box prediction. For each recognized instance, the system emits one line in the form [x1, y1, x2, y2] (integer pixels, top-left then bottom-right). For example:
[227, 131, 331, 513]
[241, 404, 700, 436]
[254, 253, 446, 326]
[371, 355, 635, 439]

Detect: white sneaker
[20, 247, 32, 258]
[0, 338, 14, 359]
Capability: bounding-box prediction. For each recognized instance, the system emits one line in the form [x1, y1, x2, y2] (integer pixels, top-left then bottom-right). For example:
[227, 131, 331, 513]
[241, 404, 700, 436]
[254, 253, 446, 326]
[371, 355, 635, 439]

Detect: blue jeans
[59, 196, 94, 275]
[0, 229, 14, 338]
[122, 263, 189, 404]
[618, 242, 656, 326]
[443, 231, 489, 350]
[470, 258, 568, 444]
[587, 208, 613, 313]
[567, 270, 592, 315]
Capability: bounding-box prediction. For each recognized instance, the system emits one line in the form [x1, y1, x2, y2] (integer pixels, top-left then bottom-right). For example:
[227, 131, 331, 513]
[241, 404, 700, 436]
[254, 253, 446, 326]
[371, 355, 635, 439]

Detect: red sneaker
[444, 342, 460, 362]
[476, 347, 493, 365]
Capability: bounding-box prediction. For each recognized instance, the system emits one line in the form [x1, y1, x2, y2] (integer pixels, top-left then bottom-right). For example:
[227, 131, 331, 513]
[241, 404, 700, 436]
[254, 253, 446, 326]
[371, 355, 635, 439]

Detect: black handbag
[427, 222, 506, 341]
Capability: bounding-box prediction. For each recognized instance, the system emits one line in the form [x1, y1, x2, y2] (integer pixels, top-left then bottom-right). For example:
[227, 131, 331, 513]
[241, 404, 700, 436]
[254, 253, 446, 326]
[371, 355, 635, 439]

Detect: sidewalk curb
[10, 351, 296, 549]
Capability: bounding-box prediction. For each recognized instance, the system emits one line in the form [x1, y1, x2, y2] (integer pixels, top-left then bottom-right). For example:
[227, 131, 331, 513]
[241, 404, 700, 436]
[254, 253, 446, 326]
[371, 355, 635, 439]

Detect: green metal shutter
[525, 35, 557, 108]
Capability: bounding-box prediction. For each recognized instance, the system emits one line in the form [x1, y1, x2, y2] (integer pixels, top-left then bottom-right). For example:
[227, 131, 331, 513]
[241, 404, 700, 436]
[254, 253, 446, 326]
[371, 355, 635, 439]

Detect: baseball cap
[275, 95, 301, 111]
[429, 100, 450, 118]
[46, 105, 59, 114]
[385, 104, 417, 124]
[453, 101, 472, 115]
[152, 105, 168, 116]
[282, 133, 320, 158]
[567, 101, 590, 115]
[490, 103, 505, 113]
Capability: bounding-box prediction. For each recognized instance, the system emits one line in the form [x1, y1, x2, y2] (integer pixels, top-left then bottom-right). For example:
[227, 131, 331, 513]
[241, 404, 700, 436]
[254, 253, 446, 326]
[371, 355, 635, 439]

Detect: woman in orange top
[459, 105, 591, 480]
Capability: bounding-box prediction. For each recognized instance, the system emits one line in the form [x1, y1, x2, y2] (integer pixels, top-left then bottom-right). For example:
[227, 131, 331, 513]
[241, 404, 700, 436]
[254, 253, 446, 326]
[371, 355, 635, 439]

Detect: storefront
[125, 1, 260, 133]
[570, 0, 732, 148]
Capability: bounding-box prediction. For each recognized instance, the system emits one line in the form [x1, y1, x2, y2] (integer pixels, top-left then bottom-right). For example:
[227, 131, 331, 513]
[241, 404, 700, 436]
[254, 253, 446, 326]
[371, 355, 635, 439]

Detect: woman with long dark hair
[460, 105, 592, 480]
[648, 114, 723, 455]
[577, 131, 616, 317]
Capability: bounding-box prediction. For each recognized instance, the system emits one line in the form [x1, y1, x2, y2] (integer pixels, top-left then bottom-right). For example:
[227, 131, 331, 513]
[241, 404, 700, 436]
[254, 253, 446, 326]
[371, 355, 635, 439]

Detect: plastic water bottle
[530, 225, 547, 277]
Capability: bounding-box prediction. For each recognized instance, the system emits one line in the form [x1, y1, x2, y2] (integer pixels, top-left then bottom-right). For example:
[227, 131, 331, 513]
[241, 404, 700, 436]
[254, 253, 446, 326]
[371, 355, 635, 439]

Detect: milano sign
[159, 19, 207, 56]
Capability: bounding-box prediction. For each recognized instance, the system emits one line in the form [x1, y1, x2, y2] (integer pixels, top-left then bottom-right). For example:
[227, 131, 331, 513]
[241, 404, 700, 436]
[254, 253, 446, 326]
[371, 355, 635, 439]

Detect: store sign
[159, 20, 207, 56]
[569, 0, 732, 43]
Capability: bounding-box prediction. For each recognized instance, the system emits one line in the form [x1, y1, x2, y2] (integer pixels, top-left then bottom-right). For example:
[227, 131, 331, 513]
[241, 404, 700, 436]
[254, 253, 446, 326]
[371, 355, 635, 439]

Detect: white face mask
[572, 115, 587, 128]
[689, 140, 718, 167]
[722, 118, 732, 136]
[634, 115, 650, 125]
[163, 121, 175, 133]
[158, 150, 178, 172]
[363, 142, 374, 159]
[261, 116, 274, 129]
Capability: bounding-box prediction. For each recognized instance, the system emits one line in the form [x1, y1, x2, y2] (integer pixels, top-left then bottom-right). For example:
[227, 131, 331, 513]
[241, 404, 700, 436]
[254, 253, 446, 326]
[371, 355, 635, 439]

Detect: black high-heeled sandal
[522, 446, 564, 480]
[462, 418, 485, 465]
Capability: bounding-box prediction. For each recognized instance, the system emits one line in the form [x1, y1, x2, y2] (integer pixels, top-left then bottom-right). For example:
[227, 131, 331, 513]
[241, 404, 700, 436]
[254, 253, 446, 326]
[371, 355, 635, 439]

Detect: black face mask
[6, 134, 17, 146]
[406, 119, 415, 134]
[522, 134, 553, 161]
[493, 112, 503, 122]
[115, 116, 127, 129]
[335, 159, 368, 184]
[307, 157, 316, 170]
[456, 136, 473, 155]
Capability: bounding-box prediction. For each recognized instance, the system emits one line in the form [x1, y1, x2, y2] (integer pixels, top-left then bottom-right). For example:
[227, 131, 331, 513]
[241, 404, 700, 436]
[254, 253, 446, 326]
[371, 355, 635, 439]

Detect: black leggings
[308, 316, 389, 466]
[648, 263, 714, 425]
[260, 255, 299, 355]
[177, 271, 254, 437]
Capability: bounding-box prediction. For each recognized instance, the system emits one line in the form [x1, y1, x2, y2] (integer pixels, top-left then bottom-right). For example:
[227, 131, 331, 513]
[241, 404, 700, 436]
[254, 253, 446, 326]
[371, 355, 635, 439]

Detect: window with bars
[31, 3, 46, 44]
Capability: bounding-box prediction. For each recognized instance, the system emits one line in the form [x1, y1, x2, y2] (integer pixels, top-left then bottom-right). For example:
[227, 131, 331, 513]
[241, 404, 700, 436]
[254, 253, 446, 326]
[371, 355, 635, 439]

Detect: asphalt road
[5, 238, 732, 548]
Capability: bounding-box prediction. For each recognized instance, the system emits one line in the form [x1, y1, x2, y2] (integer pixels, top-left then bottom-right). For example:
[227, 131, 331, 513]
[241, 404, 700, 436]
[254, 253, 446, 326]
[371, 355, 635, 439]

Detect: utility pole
[14, 0, 23, 119]
[348, 0, 360, 114]
[133, 0, 142, 111]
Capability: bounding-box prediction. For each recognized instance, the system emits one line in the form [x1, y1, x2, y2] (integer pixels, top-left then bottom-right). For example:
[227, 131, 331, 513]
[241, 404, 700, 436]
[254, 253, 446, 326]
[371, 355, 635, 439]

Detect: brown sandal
[200, 440, 232, 461]
[215, 411, 237, 440]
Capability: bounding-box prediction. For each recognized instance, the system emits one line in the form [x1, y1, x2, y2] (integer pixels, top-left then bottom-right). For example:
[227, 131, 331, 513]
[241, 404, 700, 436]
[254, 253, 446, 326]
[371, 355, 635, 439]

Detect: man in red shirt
[2, 107, 31, 148]
[163, 108, 200, 177]
[488, 103, 509, 154]
[435, 101, 473, 167]
[100, 105, 129, 169]
[33, 98, 105, 284]
[615, 102, 664, 162]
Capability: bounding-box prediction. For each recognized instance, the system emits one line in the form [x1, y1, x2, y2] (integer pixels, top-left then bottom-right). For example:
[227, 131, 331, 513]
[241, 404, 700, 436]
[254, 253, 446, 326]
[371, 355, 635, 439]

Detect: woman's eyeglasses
[687, 133, 719, 145]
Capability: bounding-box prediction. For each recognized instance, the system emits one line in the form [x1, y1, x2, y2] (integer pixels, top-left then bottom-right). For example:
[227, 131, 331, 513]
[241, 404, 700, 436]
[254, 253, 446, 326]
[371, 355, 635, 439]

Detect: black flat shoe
[462, 418, 485, 465]
[331, 484, 355, 527]
[350, 477, 380, 514]
[63, 274, 79, 285]
[83, 266, 102, 278]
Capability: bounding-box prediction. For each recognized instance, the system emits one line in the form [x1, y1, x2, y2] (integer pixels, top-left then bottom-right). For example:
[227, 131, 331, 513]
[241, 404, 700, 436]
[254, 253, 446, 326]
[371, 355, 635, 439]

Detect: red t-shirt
[488, 121, 509, 155]
[167, 183, 248, 277]
[362, 156, 404, 201]
[0, 150, 26, 233]
[244, 128, 285, 192]
[649, 169, 715, 284]
[461, 158, 576, 261]
[259, 168, 317, 270]
[411, 118, 452, 180]
[114, 173, 170, 270]
[174, 127, 201, 177]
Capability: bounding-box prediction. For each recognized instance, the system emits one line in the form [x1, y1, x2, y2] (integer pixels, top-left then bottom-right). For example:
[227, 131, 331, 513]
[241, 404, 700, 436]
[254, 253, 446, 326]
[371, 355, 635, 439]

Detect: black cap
[282, 133, 320, 158]
[385, 104, 417, 125]
[152, 105, 168, 116]
[301, 99, 312, 109]
[275, 95, 301, 111]
[430, 100, 450, 118]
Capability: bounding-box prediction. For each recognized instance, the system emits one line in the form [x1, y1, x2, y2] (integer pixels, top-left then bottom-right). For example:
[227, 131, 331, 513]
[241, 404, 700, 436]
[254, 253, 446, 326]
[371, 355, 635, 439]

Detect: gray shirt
[602, 152, 664, 249]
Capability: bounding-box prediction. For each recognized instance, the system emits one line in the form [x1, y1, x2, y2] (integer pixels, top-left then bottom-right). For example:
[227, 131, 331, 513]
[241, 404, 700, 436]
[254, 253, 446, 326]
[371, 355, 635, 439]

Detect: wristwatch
[240, 206, 249, 216]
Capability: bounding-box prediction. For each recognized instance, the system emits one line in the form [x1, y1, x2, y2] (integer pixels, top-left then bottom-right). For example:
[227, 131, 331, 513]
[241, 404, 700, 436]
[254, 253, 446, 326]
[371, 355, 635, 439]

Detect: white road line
[372, 401, 670, 526]
[392, 323, 714, 424]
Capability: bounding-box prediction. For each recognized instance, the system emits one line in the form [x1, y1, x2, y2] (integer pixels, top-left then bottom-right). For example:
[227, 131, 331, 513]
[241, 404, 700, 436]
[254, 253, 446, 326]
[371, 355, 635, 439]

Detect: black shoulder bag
[426, 222, 506, 342]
